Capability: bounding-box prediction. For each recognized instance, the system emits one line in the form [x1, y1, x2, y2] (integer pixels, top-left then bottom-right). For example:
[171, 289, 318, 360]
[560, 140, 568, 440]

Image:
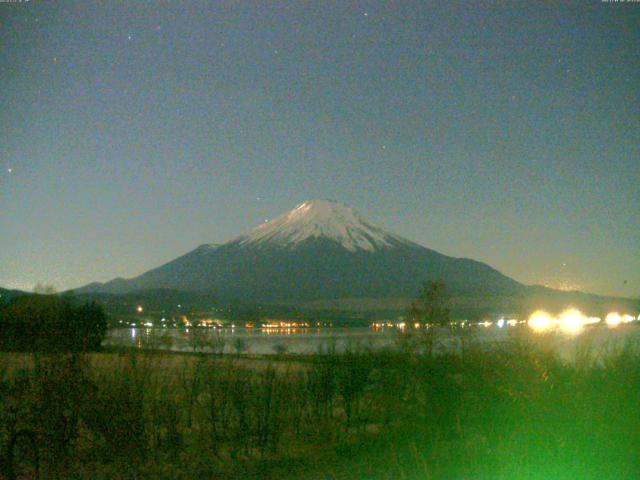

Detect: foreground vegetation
[0, 295, 106, 353]
[0, 327, 639, 479]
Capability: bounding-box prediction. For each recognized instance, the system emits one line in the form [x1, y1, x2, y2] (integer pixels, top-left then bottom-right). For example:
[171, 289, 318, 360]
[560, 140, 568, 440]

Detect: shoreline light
[527, 308, 635, 333]
[528, 308, 602, 334]
[622, 314, 635, 324]
[528, 310, 553, 332]
[558, 309, 587, 335]
[605, 312, 622, 327]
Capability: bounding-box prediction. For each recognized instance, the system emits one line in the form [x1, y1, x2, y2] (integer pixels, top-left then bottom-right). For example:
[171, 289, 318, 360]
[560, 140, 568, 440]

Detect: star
[127, 35, 132, 41]
[7, 168, 12, 174]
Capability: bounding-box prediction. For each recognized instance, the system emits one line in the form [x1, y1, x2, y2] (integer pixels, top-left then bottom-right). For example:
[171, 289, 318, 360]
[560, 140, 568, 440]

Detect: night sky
[1, 1, 638, 297]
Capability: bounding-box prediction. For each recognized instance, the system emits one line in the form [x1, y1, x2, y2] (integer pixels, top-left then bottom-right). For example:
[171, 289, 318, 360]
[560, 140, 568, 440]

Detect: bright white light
[558, 308, 585, 335]
[527, 309, 603, 334]
[497, 318, 505, 328]
[622, 314, 635, 323]
[605, 312, 622, 328]
[528, 310, 553, 332]
[585, 316, 601, 325]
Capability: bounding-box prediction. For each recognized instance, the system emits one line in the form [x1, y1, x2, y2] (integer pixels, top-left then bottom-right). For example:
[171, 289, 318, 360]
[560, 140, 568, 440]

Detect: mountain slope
[75, 200, 524, 301]
[0, 287, 33, 305]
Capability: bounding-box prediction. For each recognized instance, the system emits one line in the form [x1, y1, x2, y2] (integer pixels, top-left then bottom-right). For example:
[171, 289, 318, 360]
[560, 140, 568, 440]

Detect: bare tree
[404, 281, 450, 356]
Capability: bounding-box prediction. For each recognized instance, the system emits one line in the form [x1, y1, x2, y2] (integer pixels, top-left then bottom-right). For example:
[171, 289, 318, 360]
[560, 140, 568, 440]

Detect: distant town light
[136, 305, 144, 313]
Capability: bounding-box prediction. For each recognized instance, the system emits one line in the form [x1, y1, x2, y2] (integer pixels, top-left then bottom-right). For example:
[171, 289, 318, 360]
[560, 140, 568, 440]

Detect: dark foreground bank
[0, 329, 639, 479]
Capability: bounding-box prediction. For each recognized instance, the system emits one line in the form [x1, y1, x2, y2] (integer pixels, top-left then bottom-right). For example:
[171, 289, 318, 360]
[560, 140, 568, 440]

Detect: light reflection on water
[104, 324, 640, 359]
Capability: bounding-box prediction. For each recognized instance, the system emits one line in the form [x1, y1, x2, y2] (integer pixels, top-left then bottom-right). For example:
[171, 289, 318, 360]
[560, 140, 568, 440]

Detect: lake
[105, 323, 640, 360]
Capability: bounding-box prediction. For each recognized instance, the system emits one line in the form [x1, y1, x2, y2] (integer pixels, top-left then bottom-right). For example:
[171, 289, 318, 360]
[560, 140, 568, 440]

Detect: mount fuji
[76, 200, 524, 303]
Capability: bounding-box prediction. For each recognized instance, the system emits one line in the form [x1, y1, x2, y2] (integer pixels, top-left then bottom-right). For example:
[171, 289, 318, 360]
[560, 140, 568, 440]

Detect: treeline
[0, 294, 107, 352]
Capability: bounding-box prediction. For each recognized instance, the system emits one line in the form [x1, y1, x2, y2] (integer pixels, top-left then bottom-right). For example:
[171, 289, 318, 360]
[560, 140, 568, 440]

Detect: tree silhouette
[408, 281, 450, 327]
[0, 294, 107, 352]
[403, 281, 451, 356]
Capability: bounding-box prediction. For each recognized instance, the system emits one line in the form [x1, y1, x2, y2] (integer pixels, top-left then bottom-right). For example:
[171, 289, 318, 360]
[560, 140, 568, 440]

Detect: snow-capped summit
[75, 199, 524, 304]
[237, 200, 409, 252]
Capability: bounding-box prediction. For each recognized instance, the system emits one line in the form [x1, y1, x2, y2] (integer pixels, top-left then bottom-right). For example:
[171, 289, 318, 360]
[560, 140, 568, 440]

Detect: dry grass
[1, 335, 639, 479]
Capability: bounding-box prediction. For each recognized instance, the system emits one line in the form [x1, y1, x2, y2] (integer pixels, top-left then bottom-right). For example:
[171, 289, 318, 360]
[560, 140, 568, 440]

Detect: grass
[0, 327, 639, 479]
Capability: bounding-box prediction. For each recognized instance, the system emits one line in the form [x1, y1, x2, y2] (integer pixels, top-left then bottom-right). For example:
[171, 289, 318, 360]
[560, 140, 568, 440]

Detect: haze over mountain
[76, 200, 524, 303]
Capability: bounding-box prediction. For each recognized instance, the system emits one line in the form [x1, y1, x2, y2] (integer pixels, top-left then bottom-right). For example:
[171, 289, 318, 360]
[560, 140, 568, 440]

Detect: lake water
[105, 324, 640, 360]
